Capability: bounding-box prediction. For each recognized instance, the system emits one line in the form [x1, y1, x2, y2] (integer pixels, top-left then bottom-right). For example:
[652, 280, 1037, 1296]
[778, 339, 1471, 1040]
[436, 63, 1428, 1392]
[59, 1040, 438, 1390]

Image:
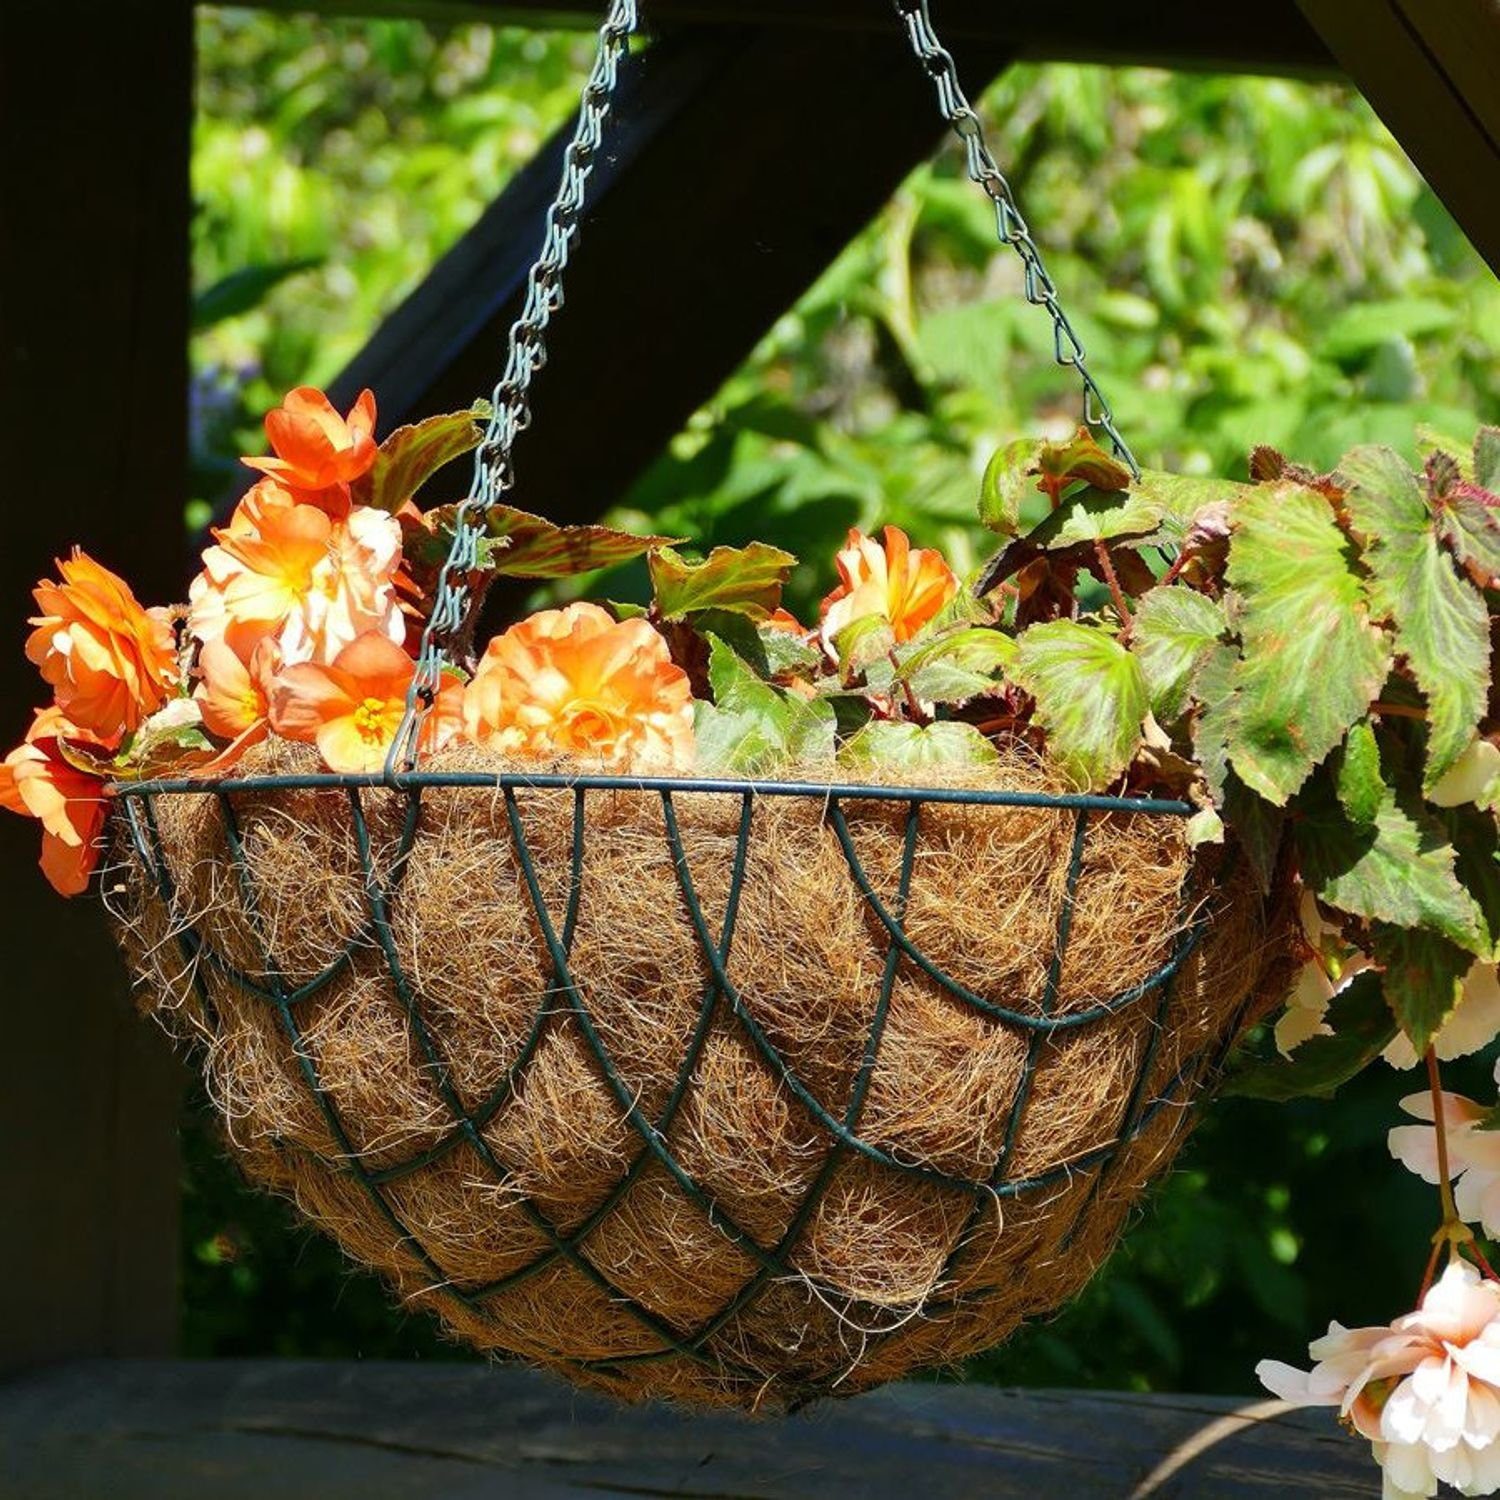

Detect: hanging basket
[95, 0, 1298, 1410]
[109, 738, 1292, 1406]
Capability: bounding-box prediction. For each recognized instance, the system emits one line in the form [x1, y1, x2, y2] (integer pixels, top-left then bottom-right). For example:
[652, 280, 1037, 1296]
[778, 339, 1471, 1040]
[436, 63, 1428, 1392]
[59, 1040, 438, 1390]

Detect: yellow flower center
[352, 696, 389, 743]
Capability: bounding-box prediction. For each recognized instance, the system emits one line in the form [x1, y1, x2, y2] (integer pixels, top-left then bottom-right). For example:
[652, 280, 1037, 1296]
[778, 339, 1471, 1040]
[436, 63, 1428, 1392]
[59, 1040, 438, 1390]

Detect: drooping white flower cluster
[1259, 1261, 1500, 1498]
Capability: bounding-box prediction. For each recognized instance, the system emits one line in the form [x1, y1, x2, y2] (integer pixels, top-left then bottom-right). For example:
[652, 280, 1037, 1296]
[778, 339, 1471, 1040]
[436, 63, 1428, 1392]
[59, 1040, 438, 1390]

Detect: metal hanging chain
[389, 0, 640, 775]
[391, 0, 1134, 773]
[892, 0, 1140, 478]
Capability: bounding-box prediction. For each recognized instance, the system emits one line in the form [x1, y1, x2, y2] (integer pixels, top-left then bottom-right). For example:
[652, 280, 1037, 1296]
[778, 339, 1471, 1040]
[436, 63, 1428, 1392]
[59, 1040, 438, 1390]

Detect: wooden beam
[0, 0, 188, 1368]
[1, 1359, 1384, 1496]
[328, 25, 1017, 536]
[1295, 0, 1500, 275]
[255, 1, 1336, 76]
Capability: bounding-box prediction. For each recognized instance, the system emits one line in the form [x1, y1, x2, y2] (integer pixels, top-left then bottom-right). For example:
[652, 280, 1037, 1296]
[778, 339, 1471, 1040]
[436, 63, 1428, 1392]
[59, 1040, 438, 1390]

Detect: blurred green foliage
[187, 6, 1500, 1389]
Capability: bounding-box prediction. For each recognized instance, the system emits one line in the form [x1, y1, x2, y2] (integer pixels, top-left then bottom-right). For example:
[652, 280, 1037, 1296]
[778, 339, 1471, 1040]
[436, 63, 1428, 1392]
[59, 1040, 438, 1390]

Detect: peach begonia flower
[819, 525, 959, 652]
[269, 631, 461, 774]
[26, 549, 177, 745]
[193, 637, 284, 771]
[1384, 964, 1500, 1070]
[1390, 1060, 1500, 1240]
[242, 386, 377, 510]
[0, 709, 109, 896]
[188, 486, 404, 668]
[1259, 1260, 1500, 1499]
[464, 602, 694, 771]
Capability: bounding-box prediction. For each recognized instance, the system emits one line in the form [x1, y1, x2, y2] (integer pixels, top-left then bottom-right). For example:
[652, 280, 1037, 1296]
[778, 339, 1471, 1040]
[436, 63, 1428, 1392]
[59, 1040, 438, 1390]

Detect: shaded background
[183, 7, 1500, 1390]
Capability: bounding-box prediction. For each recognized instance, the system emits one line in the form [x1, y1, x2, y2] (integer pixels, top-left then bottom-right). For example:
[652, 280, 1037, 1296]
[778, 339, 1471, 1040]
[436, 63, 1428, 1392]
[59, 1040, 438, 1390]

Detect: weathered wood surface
[0, 1359, 1380, 1497]
[0, 0, 187, 1370]
[257, 0, 1336, 75]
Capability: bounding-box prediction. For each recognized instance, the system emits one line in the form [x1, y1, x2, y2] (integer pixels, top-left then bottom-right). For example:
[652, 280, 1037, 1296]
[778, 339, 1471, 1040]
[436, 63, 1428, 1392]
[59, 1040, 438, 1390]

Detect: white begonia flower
[1430, 739, 1500, 810]
[1385, 965, 1500, 1071]
[1390, 1058, 1500, 1240]
[1259, 1261, 1500, 1499]
[1276, 888, 1375, 1057]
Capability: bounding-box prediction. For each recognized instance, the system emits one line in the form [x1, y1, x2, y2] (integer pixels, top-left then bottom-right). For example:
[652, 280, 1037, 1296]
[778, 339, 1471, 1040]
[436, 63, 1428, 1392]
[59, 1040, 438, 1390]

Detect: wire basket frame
[99, 1, 1269, 1403]
[111, 768, 1248, 1398]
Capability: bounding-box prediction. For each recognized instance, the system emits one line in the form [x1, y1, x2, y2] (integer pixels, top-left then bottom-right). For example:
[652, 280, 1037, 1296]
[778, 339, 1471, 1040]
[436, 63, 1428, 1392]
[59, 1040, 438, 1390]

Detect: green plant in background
[186, 5, 1500, 1391]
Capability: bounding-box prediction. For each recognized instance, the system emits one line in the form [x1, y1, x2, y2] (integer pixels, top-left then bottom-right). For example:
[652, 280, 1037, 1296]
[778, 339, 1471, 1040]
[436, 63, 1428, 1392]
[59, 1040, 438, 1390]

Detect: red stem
[1092, 539, 1134, 634]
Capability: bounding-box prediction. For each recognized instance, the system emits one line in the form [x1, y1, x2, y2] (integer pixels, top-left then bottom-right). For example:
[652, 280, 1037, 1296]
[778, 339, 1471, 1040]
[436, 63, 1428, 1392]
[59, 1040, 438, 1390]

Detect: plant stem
[1092, 539, 1134, 634]
[1468, 1237, 1500, 1282]
[1372, 700, 1428, 722]
[887, 648, 927, 723]
[1427, 1046, 1460, 1230]
[1418, 1233, 1445, 1303]
[1158, 551, 1189, 588]
[1417, 1045, 1500, 1287]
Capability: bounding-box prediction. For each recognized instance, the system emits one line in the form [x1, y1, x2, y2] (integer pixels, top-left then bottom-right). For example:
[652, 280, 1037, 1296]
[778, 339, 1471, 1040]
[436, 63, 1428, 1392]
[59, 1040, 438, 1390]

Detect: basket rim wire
[112, 766, 1242, 1397]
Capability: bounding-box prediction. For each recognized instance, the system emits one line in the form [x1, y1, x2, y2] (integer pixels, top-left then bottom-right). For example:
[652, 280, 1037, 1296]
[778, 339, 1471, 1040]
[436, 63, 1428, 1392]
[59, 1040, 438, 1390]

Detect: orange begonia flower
[270, 632, 461, 774]
[26, 549, 177, 745]
[464, 602, 694, 771]
[0, 709, 109, 896]
[819, 525, 959, 649]
[193, 637, 284, 771]
[188, 486, 405, 668]
[243, 386, 377, 506]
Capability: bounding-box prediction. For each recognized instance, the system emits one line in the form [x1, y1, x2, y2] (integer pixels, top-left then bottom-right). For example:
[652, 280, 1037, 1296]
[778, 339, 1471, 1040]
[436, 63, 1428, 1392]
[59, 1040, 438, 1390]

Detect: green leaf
[351, 403, 490, 512]
[1476, 428, 1500, 492]
[977, 429, 1132, 535]
[1128, 469, 1257, 544]
[1191, 641, 1238, 804]
[1416, 425, 1476, 482]
[830, 613, 896, 677]
[1371, 923, 1470, 1053]
[1024, 486, 1165, 550]
[1034, 429, 1133, 498]
[1222, 973, 1395, 1101]
[1341, 445, 1490, 789]
[979, 438, 1045, 535]
[1223, 776, 1285, 893]
[1224, 483, 1391, 804]
[1439, 802, 1500, 959]
[1435, 490, 1500, 591]
[1013, 620, 1149, 789]
[689, 610, 820, 681]
[483, 505, 679, 578]
[1186, 807, 1224, 847]
[1130, 587, 1227, 721]
[104, 701, 218, 781]
[650, 542, 798, 621]
[1334, 719, 1383, 828]
[888, 627, 1016, 706]
[693, 635, 835, 774]
[1427, 445, 1500, 591]
[1296, 773, 1488, 956]
[191, 256, 323, 331]
[839, 720, 1001, 772]
[1318, 297, 1457, 361]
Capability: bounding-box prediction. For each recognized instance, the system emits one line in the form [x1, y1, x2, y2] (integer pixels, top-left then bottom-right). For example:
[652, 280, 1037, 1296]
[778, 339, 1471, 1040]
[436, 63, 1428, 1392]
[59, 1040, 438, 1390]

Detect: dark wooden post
[0, 0, 191, 1367]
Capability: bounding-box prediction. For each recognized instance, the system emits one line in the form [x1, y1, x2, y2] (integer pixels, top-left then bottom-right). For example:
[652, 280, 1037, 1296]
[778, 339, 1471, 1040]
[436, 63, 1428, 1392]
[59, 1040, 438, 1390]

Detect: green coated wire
[116, 767, 1216, 1387]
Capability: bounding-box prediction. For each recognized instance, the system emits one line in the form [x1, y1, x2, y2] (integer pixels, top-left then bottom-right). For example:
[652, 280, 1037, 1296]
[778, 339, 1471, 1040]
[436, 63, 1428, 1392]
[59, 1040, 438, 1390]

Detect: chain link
[891, 0, 1139, 478]
[388, 0, 640, 773]
[391, 0, 1137, 773]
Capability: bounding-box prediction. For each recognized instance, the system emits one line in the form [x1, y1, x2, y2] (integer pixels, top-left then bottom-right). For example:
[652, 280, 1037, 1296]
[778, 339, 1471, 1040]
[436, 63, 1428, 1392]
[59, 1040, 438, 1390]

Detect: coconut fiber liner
[107, 739, 1295, 1409]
